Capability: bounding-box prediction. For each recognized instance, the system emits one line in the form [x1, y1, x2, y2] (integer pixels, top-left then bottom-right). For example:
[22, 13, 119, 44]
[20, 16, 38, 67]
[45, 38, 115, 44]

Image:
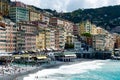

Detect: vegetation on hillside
[53, 5, 120, 32]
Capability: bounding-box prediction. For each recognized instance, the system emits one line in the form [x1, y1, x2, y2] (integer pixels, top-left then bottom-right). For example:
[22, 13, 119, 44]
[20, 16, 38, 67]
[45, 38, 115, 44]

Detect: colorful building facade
[66, 33, 74, 45]
[28, 5, 41, 21]
[114, 34, 120, 48]
[79, 21, 93, 35]
[9, 2, 29, 22]
[0, 0, 10, 16]
[36, 32, 45, 50]
[92, 34, 106, 51]
[6, 19, 17, 52]
[50, 29, 55, 50]
[0, 19, 16, 52]
[0, 21, 7, 52]
[73, 24, 79, 36]
[17, 21, 37, 51]
[40, 13, 50, 24]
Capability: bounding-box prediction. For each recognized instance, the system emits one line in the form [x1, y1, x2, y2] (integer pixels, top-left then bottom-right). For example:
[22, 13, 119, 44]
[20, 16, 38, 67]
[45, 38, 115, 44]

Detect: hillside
[53, 5, 120, 32]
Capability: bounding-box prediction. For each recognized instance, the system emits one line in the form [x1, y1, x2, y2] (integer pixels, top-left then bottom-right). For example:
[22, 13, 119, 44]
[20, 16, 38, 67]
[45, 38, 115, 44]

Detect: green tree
[81, 33, 92, 37]
[65, 43, 74, 49]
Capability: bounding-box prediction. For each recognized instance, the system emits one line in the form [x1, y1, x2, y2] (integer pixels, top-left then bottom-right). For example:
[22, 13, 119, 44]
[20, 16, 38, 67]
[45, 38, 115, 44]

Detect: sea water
[23, 60, 120, 80]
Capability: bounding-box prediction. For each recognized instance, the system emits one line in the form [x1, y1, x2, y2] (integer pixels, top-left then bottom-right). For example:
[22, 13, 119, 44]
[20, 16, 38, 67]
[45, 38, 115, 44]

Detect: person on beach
[45, 76, 48, 78]
[35, 76, 38, 79]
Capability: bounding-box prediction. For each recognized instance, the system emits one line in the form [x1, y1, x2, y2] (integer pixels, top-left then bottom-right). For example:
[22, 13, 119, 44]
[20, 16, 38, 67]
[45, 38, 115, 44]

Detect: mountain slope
[55, 5, 120, 31]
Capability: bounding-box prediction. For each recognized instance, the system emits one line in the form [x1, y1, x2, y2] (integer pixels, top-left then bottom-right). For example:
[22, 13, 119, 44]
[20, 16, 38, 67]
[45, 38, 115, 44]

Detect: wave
[23, 60, 107, 80]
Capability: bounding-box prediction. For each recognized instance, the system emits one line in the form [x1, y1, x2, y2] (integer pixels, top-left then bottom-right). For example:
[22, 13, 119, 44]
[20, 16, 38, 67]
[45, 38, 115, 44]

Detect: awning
[64, 51, 76, 57]
[37, 56, 47, 59]
[13, 54, 32, 58]
[25, 51, 28, 53]
[15, 57, 21, 59]
[65, 54, 76, 57]
[22, 55, 32, 58]
[0, 54, 12, 57]
[46, 48, 51, 50]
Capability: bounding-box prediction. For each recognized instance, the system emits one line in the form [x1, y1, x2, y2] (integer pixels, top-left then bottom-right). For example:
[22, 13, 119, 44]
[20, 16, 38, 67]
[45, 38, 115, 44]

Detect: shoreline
[0, 59, 99, 80]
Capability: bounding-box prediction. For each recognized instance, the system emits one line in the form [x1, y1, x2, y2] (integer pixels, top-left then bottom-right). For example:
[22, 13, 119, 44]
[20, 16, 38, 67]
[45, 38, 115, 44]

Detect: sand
[0, 59, 94, 80]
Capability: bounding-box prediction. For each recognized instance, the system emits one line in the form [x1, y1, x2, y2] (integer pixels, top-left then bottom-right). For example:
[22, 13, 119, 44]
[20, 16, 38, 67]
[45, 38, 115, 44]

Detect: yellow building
[79, 20, 92, 35]
[0, 0, 10, 16]
[66, 33, 74, 45]
[27, 5, 41, 21]
[91, 24, 97, 35]
[29, 10, 41, 21]
[79, 21, 99, 35]
[79, 22, 85, 35]
[85, 20, 92, 33]
[45, 28, 51, 49]
[36, 27, 51, 50]
[36, 32, 45, 50]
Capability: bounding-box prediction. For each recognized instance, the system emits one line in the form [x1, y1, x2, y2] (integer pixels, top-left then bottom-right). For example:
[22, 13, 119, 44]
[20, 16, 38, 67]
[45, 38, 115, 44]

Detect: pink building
[73, 24, 79, 36]
[49, 17, 64, 26]
[18, 21, 37, 51]
[0, 22, 6, 52]
[55, 28, 59, 50]
[0, 20, 16, 52]
[54, 28, 65, 50]
[6, 21, 16, 52]
[50, 17, 74, 34]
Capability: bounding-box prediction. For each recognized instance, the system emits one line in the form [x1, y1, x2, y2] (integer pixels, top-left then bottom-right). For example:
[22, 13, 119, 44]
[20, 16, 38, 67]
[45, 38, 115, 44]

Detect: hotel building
[17, 21, 37, 51]
[9, 1, 29, 22]
[0, 19, 17, 52]
[28, 5, 41, 21]
[92, 34, 106, 51]
[0, 21, 7, 52]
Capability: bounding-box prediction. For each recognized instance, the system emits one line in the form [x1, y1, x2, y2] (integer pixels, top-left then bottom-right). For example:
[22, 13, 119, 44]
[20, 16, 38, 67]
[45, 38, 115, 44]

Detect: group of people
[0, 65, 25, 76]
